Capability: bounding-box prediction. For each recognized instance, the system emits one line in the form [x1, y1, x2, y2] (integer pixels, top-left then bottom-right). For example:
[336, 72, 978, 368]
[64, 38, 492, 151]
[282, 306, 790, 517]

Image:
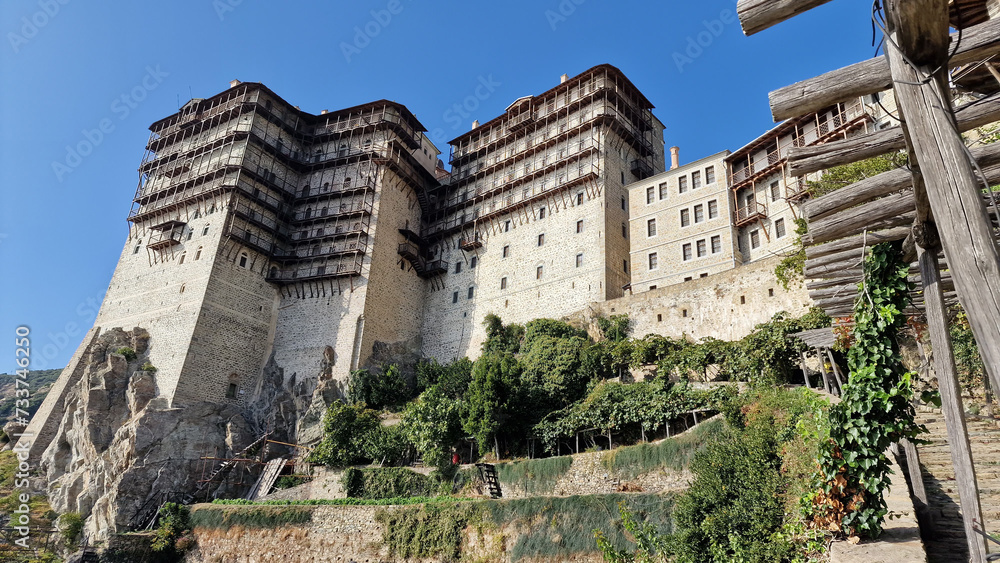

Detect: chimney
[471, 120, 480, 130]
[320, 109, 329, 115]
[229, 79, 241, 88]
[670, 146, 680, 170]
[560, 73, 569, 84]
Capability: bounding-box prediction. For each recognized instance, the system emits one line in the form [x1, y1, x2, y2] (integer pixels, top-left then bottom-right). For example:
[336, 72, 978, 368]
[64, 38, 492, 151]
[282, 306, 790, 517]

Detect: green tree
[308, 402, 383, 467]
[347, 364, 410, 411]
[402, 386, 464, 471]
[416, 357, 473, 399]
[462, 353, 521, 457]
[482, 313, 524, 355]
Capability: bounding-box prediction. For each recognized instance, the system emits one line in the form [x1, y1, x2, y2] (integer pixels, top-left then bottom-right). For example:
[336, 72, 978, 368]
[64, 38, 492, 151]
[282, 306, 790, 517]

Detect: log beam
[787, 93, 1000, 177]
[769, 16, 1000, 121]
[886, 1, 1000, 399]
[736, 0, 834, 36]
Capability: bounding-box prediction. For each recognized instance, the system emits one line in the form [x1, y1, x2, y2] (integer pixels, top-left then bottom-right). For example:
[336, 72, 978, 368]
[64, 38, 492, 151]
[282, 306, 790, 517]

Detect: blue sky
[0, 0, 878, 373]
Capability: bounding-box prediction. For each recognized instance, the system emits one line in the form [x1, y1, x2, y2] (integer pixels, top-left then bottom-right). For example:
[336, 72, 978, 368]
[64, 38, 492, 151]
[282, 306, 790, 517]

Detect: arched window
[302, 185, 311, 197]
[239, 252, 248, 268]
[339, 143, 348, 157]
[269, 266, 278, 279]
[178, 252, 186, 265]
[343, 177, 352, 189]
[305, 207, 313, 219]
[195, 246, 203, 260]
[202, 224, 210, 236]
[312, 245, 320, 256]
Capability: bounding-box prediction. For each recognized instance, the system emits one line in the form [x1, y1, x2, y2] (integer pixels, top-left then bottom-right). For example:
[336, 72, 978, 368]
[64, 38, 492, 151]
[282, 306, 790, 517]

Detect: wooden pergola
[736, 0, 1000, 560]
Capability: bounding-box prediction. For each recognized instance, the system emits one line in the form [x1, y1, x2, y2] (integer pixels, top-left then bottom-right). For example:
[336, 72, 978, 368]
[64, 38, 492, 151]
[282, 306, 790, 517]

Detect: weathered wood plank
[805, 227, 911, 261]
[803, 153, 1000, 223]
[805, 194, 915, 245]
[769, 16, 1000, 121]
[787, 92, 1000, 177]
[736, 0, 834, 36]
[886, 12, 1000, 403]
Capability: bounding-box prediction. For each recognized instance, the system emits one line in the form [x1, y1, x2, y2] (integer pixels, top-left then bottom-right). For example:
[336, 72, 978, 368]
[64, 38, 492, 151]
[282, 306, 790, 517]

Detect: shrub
[307, 402, 382, 467]
[59, 512, 84, 546]
[140, 362, 157, 373]
[341, 467, 433, 499]
[115, 347, 138, 362]
[347, 364, 410, 411]
[151, 503, 190, 553]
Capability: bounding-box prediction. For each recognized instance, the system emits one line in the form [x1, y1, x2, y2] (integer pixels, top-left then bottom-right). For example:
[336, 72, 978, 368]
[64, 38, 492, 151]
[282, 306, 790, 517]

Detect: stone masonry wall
[581, 255, 813, 342]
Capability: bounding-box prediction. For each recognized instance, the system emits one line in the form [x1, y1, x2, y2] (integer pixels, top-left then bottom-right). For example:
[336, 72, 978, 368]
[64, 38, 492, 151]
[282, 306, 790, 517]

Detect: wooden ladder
[476, 463, 502, 499]
[245, 457, 287, 500]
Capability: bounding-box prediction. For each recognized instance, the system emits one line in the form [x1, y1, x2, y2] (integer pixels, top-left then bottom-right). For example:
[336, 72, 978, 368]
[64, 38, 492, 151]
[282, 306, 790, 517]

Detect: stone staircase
[914, 407, 1000, 562]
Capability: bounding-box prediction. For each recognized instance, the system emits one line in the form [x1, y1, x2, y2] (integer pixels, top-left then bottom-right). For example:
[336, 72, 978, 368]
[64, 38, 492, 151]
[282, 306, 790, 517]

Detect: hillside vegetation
[0, 369, 61, 426]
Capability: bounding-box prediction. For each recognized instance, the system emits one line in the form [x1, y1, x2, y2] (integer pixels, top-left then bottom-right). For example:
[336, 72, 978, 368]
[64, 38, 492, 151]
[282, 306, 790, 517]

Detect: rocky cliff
[34, 327, 257, 541]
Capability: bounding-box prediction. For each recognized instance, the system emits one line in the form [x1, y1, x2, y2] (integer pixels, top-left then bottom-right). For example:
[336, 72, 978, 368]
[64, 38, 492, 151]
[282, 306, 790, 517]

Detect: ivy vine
[811, 242, 924, 538]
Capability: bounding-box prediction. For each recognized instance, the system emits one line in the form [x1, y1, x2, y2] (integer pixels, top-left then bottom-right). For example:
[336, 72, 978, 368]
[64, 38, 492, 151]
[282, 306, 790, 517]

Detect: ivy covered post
[813, 242, 924, 537]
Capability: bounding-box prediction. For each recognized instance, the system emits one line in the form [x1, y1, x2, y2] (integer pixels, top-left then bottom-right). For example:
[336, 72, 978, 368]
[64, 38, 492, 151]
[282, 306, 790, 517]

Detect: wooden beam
[787, 93, 1000, 177]
[805, 226, 911, 260]
[805, 193, 915, 245]
[736, 0, 834, 36]
[803, 151, 1000, 223]
[769, 16, 1000, 121]
[918, 240, 988, 562]
[886, 6, 1000, 399]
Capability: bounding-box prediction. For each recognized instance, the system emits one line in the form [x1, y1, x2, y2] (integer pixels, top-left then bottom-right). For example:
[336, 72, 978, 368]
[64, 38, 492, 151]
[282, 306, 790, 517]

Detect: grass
[495, 455, 573, 495]
[210, 496, 470, 507]
[600, 416, 726, 479]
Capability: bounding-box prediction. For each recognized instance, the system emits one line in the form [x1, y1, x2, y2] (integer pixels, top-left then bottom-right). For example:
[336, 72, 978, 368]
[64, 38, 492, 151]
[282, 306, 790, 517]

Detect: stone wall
[579, 255, 813, 343]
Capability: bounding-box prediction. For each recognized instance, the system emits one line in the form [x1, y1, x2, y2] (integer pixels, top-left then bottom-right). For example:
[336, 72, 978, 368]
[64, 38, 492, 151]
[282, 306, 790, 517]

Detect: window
[705, 166, 715, 184]
[623, 259, 629, 273]
[536, 265, 543, 279]
[648, 252, 658, 270]
[692, 170, 701, 189]
[226, 383, 238, 399]
[539, 207, 546, 219]
[501, 277, 508, 289]
[694, 204, 704, 223]
[203, 225, 210, 236]
[684, 277, 692, 282]
[741, 295, 746, 304]
[505, 220, 511, 232]
[646, 186, 655, 204]
[769, 288, 775, 297]
[775, 218, 786, 238]
[711, 235, 722, 254]
[133, 244, 141, 254]
[682, 243, 692, 261]
[770, 181, 780, 202]
[455, 262, 462, 273]
[452, 291, 459, 304]
[468, 286, 475, 299]
[708, 199, 718, 219]
[538, 233, 545, 246]
[621, 170, 626, 184]
[621, 196, 626, 210]
[658, 182, 668, 200]
[647, 218, 657, 237]
[750, 230, 761, 249]
[178, 253, 186, 265]
[576, 192, 583, 205]
[187, 231, 193, 241]
[503, 245, 510, 258]
[679, 176, 688, 193]
[195, 246, 203, 260]
[576, 253, 583, 267]
[680, 208, 690, 227]
[682, 308, 689, 316]
[576, 220, 583, 233]
[622, 222, 628, 238]
[239, 253, 248, 268]
[470, 256, 478, 268]
[657, 313, 662, 321]
[697, 239, 707, 257]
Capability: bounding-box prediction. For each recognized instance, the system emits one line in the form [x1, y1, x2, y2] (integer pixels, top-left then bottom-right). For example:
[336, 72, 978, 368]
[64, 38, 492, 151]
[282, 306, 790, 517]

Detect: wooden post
[900, 438, 933, 532]
[825, 348, 845, 396]
[816, 349, 832, 394]
[800, 351, 813, 388]
[885, 0, 1000, 396]
[918, 239, 988, 562]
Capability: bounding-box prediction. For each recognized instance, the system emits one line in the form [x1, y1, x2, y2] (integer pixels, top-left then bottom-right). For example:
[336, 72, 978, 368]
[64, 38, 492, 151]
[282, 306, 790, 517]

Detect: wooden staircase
[914, 407, 1000, 562]
[476, 463, 502, 499]
[245, 457, 287, 500]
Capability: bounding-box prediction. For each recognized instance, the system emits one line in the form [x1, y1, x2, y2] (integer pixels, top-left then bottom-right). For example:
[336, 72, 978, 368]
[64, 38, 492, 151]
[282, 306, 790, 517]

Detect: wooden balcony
[459, 233, 483, 251]
[733, 201, 768, 227]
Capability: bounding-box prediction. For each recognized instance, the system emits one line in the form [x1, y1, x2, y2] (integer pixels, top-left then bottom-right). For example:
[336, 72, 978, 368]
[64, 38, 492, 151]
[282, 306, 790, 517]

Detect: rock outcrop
[37, 327, 255, 541]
